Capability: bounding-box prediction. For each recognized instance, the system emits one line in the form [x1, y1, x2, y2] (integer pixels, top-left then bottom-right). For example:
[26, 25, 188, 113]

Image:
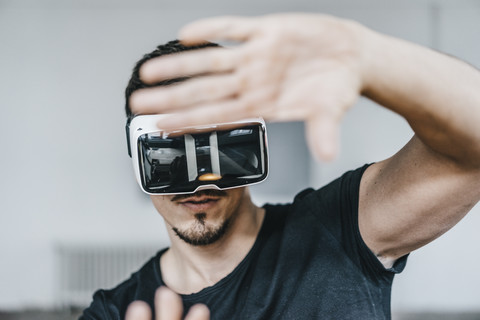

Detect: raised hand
[130, 14, 372, 161]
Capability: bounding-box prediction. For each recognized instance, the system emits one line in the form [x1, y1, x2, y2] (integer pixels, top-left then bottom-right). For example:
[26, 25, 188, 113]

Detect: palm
[130, 14, 365, 160]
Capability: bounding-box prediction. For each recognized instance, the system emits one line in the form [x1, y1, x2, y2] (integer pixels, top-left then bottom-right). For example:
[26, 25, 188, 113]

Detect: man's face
[150, 187, 246, 246]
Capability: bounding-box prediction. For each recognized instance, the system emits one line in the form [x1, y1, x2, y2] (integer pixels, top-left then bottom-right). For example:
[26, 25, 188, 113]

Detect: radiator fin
[56, 244, 160, 307]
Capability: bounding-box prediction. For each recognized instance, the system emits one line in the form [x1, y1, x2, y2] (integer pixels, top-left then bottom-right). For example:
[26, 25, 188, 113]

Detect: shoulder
[80, 280, 136, 320]
[261, 164, 371, 226]
[80, 250, 165, 320]
[290, 164, 371, 214]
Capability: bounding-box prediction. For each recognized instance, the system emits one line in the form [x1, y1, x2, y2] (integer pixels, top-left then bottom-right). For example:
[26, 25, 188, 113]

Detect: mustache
[171, 189, 228, 202]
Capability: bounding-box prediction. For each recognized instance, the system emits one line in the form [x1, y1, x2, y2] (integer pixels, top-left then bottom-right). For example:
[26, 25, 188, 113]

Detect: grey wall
[0, 0, 479, 312]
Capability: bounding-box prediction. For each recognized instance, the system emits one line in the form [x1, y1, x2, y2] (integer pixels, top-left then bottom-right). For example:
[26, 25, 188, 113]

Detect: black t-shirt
[81, 165, 407, 319]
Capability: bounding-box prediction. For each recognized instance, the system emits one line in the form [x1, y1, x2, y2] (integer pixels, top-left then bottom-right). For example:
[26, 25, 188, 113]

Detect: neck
[161, 189, 265, 294]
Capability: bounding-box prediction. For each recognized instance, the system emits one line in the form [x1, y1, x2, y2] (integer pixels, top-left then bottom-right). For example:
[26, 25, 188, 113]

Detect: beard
[172, 213, 231, 246]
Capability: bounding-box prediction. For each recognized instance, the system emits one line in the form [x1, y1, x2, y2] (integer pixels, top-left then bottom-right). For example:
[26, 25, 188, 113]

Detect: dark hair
[124, 40, 219, 118]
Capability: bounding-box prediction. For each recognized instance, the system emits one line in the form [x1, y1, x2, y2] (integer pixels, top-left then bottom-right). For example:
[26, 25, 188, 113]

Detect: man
[82, 13, 480, 320]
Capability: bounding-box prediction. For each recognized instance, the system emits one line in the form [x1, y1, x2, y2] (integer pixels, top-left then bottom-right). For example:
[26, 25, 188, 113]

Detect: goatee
[172, 213, 231, 246]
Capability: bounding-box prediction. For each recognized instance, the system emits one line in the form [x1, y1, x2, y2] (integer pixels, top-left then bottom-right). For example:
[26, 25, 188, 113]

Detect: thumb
[155, 286, 183, 320]
[305, 115, 341, 162]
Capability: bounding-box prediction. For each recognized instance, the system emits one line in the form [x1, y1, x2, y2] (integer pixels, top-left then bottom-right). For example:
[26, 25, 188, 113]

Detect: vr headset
[126, 115, 269, 195]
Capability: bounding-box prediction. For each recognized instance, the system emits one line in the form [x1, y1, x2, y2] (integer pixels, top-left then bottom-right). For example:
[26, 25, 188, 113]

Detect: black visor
[136, 124, 268, 194]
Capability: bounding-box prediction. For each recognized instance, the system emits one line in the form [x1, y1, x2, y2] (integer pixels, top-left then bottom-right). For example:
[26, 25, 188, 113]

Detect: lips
[172, 189, 227, 211]
[178, 196, 220, 211]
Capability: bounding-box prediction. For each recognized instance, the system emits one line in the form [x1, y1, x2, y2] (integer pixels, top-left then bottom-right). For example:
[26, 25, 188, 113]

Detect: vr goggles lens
[127, 115, 268, 195]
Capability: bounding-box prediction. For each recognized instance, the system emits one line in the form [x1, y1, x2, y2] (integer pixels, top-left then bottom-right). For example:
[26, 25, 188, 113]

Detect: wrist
[349, 22, 386, 97]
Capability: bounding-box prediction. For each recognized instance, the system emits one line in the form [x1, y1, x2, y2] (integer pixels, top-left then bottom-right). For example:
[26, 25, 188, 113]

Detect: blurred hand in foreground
[125, 287, 210, 320]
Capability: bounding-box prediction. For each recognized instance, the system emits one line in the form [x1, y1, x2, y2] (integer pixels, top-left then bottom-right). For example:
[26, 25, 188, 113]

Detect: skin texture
[127, 13, 480, 319]
[155, 186, 265, 294]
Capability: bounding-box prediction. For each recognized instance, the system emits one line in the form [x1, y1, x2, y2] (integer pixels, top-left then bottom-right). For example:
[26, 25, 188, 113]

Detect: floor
[393, 313, 480, 320]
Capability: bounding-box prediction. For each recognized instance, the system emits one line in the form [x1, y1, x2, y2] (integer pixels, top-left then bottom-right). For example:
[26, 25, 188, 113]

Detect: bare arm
[357, 30, 480, 266]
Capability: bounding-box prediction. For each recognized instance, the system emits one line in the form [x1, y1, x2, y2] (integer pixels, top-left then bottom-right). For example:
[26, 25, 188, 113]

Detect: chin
[172, 216, 231, 246]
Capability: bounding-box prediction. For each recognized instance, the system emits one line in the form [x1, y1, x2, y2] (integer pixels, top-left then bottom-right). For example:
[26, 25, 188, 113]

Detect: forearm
[359, 27, 480, 167]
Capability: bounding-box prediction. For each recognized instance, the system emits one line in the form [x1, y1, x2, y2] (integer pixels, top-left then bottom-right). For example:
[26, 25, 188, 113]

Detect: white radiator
[55, 244, 160, 307]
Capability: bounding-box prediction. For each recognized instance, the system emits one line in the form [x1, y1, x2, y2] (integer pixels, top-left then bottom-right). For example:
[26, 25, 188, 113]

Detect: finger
[154, 99, 262, 131]
[155, 286, 183, 320]
[140, 48, 238, 84]
[160, 122, 251, 138]
[125, 301, 152, 320]
[179, 16, 258, 45]
[305, 115, 340, 162]
[130, 74, 239, 114]
[184, 304, 210, 320]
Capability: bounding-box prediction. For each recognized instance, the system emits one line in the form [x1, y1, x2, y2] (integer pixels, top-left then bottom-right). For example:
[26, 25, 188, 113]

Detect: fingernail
[139, 60, 158, 83]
